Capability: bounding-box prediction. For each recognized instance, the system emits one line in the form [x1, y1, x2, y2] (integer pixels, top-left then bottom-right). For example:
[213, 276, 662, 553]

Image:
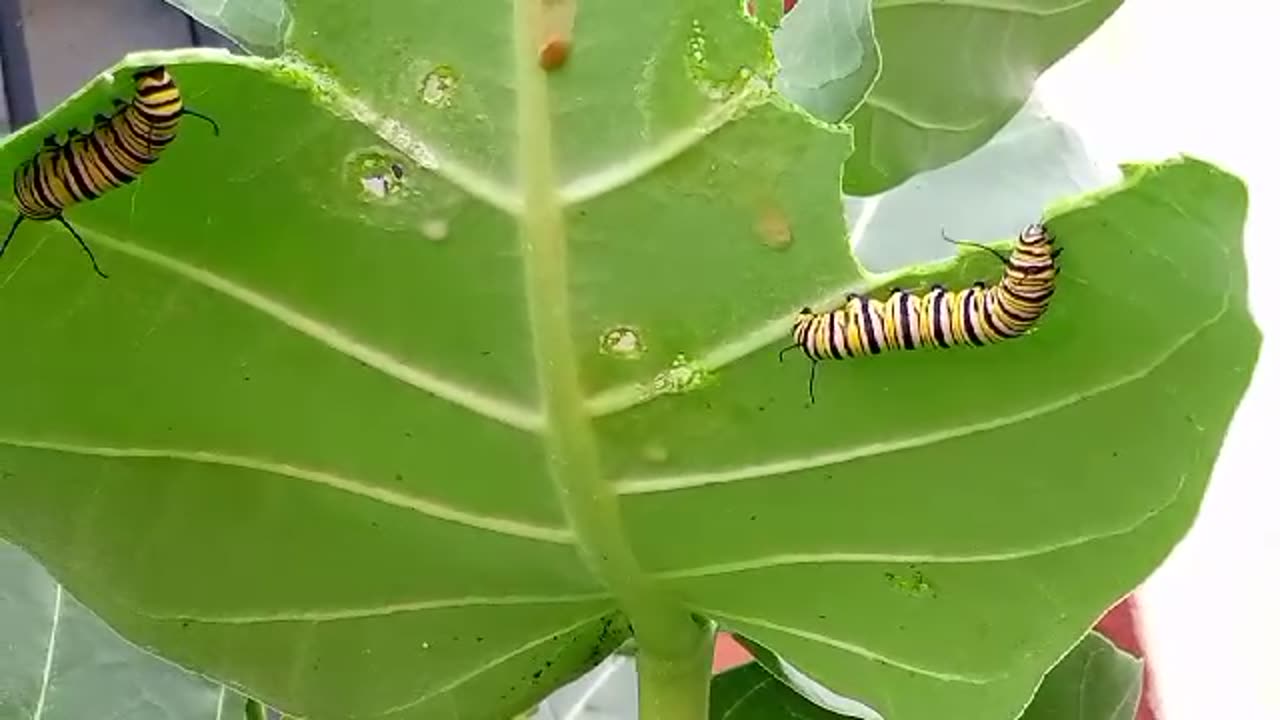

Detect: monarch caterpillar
[780, 222, 1061, 403]
[2, 65, 219, 279]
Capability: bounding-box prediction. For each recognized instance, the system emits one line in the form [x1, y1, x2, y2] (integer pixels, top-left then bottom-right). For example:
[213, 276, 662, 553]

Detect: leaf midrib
[509, 0, 702, 660]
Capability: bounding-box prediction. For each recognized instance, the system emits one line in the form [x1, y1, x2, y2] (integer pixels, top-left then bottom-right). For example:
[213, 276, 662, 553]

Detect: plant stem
[512, 0, 709, 713]
[637, 620, 716, 720]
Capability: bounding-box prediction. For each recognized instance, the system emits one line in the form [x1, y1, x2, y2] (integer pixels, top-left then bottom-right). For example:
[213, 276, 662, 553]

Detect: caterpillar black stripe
[3, 65, 219, 279]
[781, 223, 1061, 403]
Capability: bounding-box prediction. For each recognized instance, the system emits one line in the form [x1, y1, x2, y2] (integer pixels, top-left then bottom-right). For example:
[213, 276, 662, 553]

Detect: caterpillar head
[131, 66, 173, 91]
[132, 66, 165, 80]
[1021, 223, 1053, 245]
[791, 306, 815, 340]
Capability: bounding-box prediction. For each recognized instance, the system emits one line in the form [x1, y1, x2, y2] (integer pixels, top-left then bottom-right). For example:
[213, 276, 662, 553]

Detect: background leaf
[161, 0, 289, 56]
[0, 539, 246, 720]
[712, 630, 1140, 720]
[841, 0, 1124, 196]
[1020, 631, 1142, 720]
[773, 0, 880, 123]
[851, 96, 1117, 273]
[710, 662, 855, 719]
[732, 635, 881, 719]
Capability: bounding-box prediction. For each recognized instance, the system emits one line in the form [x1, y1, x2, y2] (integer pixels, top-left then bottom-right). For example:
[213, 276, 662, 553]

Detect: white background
[1030, 1, 1277, 718]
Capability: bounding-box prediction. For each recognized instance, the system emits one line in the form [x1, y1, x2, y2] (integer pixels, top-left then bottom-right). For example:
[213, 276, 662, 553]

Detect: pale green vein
[144, 592, 611, 624]
[706, 609, 999, 684]
[0, 437, 573, 544]
[560, 80, 771, 206]
[615, 290, 1229, 494]
[722, 675, 772, 719]
[585, 279, 876, 416]
[874, 0, 1099, 17]
[861, 96, 988, 133]
[376, 611, 617, 716]
[286, 58, 523, 215]
[36, 218, 544, 434]
[32, 584, 62, 720]
[657, 472, 1185, 579]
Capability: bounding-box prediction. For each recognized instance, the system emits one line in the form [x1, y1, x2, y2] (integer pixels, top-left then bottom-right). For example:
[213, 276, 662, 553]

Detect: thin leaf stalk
[512, 0, 711, 714]
[637, 622, 716, 720]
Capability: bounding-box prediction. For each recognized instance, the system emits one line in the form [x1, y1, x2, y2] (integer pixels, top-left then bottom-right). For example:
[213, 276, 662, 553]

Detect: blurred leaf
[163, 0, 290, 56]
[0, 540, 244, 719]
[715, 631, 1140, 720]
[851, 95, 1117, 273]
[732, 635, 881, 719]
[842, 0, 1124, 195]
[773, 0, 880, 122]
[0, 2, 1256, 720]
[711, 662, 858, 719]
[1020, 632, 1143, 720]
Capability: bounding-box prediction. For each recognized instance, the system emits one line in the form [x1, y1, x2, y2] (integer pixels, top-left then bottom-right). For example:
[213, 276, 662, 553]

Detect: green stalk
[638, 621, 716, 720]
[513, 0, 712, 717]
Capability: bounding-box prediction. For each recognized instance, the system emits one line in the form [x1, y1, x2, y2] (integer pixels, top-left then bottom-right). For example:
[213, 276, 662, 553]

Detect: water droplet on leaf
[652, 354, 711, 395]
[421, 218, 450, 241]
[642, 443, 669, 463]
[421, 65, 459, 108]
[348, 150, 407, 202]
[600, 326, 644, 358]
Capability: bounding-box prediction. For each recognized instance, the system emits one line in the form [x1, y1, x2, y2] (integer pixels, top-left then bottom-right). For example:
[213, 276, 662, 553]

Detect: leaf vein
[375, 611, 617, 716]
[0, 437, 573, 544]
[560, 82, 771, 206]
[656, 469, 1185, 579]
[874, 0, 1100, 18]
[860, 95, 988, 134]
[40, 220, 544, 434]
[707, 610, 999, 684]
[32, 584, 62, 720]
[723, 675, 773, 719]
[142, 593, 611, 624]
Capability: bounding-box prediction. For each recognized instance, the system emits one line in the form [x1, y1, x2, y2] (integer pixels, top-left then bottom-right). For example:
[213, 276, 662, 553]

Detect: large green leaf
[842, 0, 1124, 196]
[1020, 632, 1142, 720]
[606, 156, 1255, 720]
[0, 1, 1257, 720]
[0, 540, 246, 720]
